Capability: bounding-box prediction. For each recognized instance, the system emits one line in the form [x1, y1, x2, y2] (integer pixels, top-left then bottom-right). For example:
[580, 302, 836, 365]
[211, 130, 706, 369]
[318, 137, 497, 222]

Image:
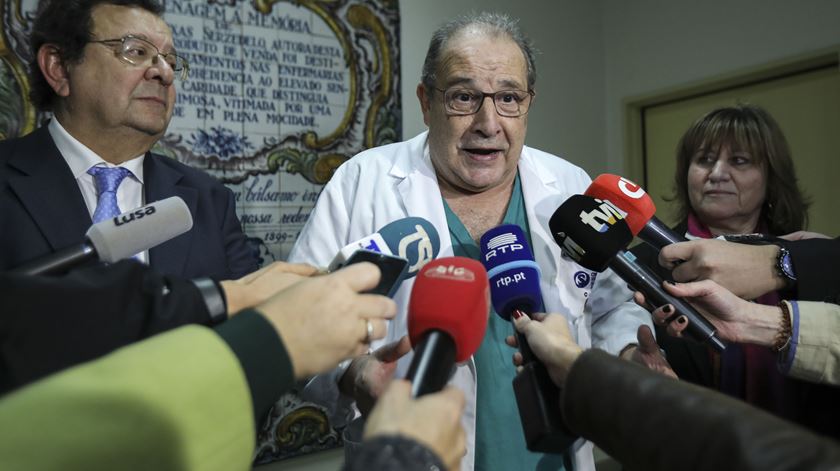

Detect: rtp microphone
[480, 224, 577, 453]
[12, 197, 194, 276]
[406, 257, 488, 397]
[480, 225, 543, 318]
[328, 217, 441, 277]
[549, 195, 725, 351]
[480, 224, 542, 364]
[584, 174, 687, 249]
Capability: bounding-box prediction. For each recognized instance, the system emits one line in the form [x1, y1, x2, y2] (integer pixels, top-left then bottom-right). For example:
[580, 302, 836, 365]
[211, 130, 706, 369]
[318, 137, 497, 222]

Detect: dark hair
[671, 104, 809, 235]
[28, 0, 165, 111]
[420, 11, 537, 92]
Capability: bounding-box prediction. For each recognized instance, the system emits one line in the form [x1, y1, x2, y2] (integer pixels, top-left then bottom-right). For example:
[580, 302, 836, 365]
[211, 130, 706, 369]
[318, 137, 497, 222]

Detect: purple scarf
[686, 213, 797, 420]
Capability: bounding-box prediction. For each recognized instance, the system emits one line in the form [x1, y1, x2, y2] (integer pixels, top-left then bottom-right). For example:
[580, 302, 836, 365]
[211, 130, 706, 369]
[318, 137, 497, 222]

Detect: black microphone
[12, 197, 194, 276]
[549, 195, 725, 352]
[480, 224, 578, 453]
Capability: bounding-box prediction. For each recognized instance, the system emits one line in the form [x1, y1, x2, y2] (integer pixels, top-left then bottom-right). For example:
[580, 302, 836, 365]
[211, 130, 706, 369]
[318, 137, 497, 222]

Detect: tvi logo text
[579, 199, 626, 233]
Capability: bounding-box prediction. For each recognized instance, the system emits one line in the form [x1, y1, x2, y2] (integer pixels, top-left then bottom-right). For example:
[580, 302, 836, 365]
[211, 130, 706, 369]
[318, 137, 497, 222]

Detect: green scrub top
[442, 172, 571, 471]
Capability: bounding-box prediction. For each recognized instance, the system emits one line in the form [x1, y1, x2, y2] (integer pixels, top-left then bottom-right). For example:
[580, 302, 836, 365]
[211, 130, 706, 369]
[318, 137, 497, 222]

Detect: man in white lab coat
[289, 12, 667, 471]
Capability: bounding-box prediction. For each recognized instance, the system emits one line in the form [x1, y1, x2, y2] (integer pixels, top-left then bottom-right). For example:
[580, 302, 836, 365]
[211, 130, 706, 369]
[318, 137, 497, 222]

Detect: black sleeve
[342, 436, 447, 471]
[213, 309, 295, 422]
[562, 349, 840, 471]
[0, 260, 211, 393]
[783, 237, 840, 304]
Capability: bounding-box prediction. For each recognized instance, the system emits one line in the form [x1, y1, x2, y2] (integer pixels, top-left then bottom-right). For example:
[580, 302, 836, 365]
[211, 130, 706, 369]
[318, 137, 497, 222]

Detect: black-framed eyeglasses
[89, 35, 189, 81]
[434, 86, 535, 117]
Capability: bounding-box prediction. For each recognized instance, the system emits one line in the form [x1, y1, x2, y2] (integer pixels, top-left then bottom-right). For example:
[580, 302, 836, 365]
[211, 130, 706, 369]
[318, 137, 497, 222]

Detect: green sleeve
[0, 325, 255, 471]
[214, 308, 296, 421]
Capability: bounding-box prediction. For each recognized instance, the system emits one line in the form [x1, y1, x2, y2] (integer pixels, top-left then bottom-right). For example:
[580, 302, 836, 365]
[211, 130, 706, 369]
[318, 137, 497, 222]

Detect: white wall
[399, 0, 606, 175]
[400, 0, 840, 177]
[603, 0, 840, 175]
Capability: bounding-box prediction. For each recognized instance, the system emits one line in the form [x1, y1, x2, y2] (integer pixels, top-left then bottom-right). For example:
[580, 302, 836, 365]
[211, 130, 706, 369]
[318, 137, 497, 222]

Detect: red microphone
[585, 174, 687, 249]
[406, 257, 489, 397]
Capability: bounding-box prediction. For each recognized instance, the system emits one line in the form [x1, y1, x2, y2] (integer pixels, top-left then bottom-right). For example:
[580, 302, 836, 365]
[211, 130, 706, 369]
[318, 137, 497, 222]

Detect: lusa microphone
[480, 224, 578, 453]
[12, 197, 194, 276]
[406, 257, 489, 397]
[549, 194, 726, 351]
[584, 174, 687, 249]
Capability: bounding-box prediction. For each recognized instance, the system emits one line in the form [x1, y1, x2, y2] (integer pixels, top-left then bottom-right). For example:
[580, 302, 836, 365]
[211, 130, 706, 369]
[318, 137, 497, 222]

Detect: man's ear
[38, 44, 71, 98]
[416, 83, 431, 126]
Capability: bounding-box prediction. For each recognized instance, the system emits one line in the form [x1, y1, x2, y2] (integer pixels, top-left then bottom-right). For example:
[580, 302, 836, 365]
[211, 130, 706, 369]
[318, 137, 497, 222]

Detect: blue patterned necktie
[87, 166, 131, 224]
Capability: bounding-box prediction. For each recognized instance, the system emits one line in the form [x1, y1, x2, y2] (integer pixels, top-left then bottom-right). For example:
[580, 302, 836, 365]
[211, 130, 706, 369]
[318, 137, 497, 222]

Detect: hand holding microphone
[334, 218, 443, 412]
[640, 279, 787, 348]
[506, 312, 583, 386]
[479, 224, 577, 453]
[659, 239, 786, 300]
[260, 262, 398, 379]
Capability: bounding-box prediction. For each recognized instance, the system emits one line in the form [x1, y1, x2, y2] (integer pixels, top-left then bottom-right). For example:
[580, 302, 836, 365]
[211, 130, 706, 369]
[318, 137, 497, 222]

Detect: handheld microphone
[328, 217, 440, 277]
[480, 225, 541, 362]
[12, 197, 194, 276]
[480, 224, 578, 453]
[549, 195, 725, 351]
[584, 174, 687, 249]
[406, 257, 489, 397]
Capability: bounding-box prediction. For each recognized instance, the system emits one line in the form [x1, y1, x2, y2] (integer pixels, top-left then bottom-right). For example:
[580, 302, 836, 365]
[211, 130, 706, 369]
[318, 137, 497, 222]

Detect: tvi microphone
[549, 194, 725, 352]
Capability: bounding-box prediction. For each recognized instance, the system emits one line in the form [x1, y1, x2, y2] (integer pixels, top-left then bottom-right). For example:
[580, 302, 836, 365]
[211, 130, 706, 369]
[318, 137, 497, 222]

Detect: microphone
[406, 257, 489, 397]
[12, 197, 194, 276]
[328, 217, 441, 277]
[480, 224, 578, 453]
[584, 174, 687, 249]
[549, 195, 725, 351]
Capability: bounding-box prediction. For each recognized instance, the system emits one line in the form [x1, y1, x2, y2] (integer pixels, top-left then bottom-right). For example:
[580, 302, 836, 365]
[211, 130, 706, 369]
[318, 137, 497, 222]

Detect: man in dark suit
[0, 0, 258, 280]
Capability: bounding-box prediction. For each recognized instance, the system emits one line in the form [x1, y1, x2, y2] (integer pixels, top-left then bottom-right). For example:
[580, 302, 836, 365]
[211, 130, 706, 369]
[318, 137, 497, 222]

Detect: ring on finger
[363, 319, 374, 344]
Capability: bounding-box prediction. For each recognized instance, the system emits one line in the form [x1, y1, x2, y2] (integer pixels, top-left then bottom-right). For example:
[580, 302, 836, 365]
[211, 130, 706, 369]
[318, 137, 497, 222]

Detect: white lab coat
[289, 131, 652, 471]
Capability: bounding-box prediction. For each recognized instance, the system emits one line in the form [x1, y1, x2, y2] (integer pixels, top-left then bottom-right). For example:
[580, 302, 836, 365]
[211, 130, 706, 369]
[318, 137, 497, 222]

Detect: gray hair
[420, 12, 537, 91]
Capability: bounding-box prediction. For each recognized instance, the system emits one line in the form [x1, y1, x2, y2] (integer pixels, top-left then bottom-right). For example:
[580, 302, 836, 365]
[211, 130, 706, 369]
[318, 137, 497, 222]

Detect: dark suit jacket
[0, 126, 258, 280]
[784, 236, 840, 304]
[0, 261, 212, 393]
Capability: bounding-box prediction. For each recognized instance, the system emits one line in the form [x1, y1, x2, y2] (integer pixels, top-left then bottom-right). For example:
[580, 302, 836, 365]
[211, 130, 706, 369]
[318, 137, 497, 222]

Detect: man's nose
[470, 96, 502, 136]
[146, 55, 175, 86]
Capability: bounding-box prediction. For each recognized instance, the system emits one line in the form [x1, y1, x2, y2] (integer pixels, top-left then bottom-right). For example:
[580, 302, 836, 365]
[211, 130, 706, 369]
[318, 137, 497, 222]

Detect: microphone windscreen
[479, 224, 544, 320]
[584, 174, 656, 236]
[548, 194, 633, 272]
[328, 233, 392, 272]
[86, 197, 194, 262]
[378, 217, 441, 278]
[408, 257, 489, 362]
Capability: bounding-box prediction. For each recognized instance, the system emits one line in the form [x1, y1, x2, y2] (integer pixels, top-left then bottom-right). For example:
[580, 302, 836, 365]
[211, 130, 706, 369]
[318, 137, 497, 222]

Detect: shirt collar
[48, 118, 146, 183]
